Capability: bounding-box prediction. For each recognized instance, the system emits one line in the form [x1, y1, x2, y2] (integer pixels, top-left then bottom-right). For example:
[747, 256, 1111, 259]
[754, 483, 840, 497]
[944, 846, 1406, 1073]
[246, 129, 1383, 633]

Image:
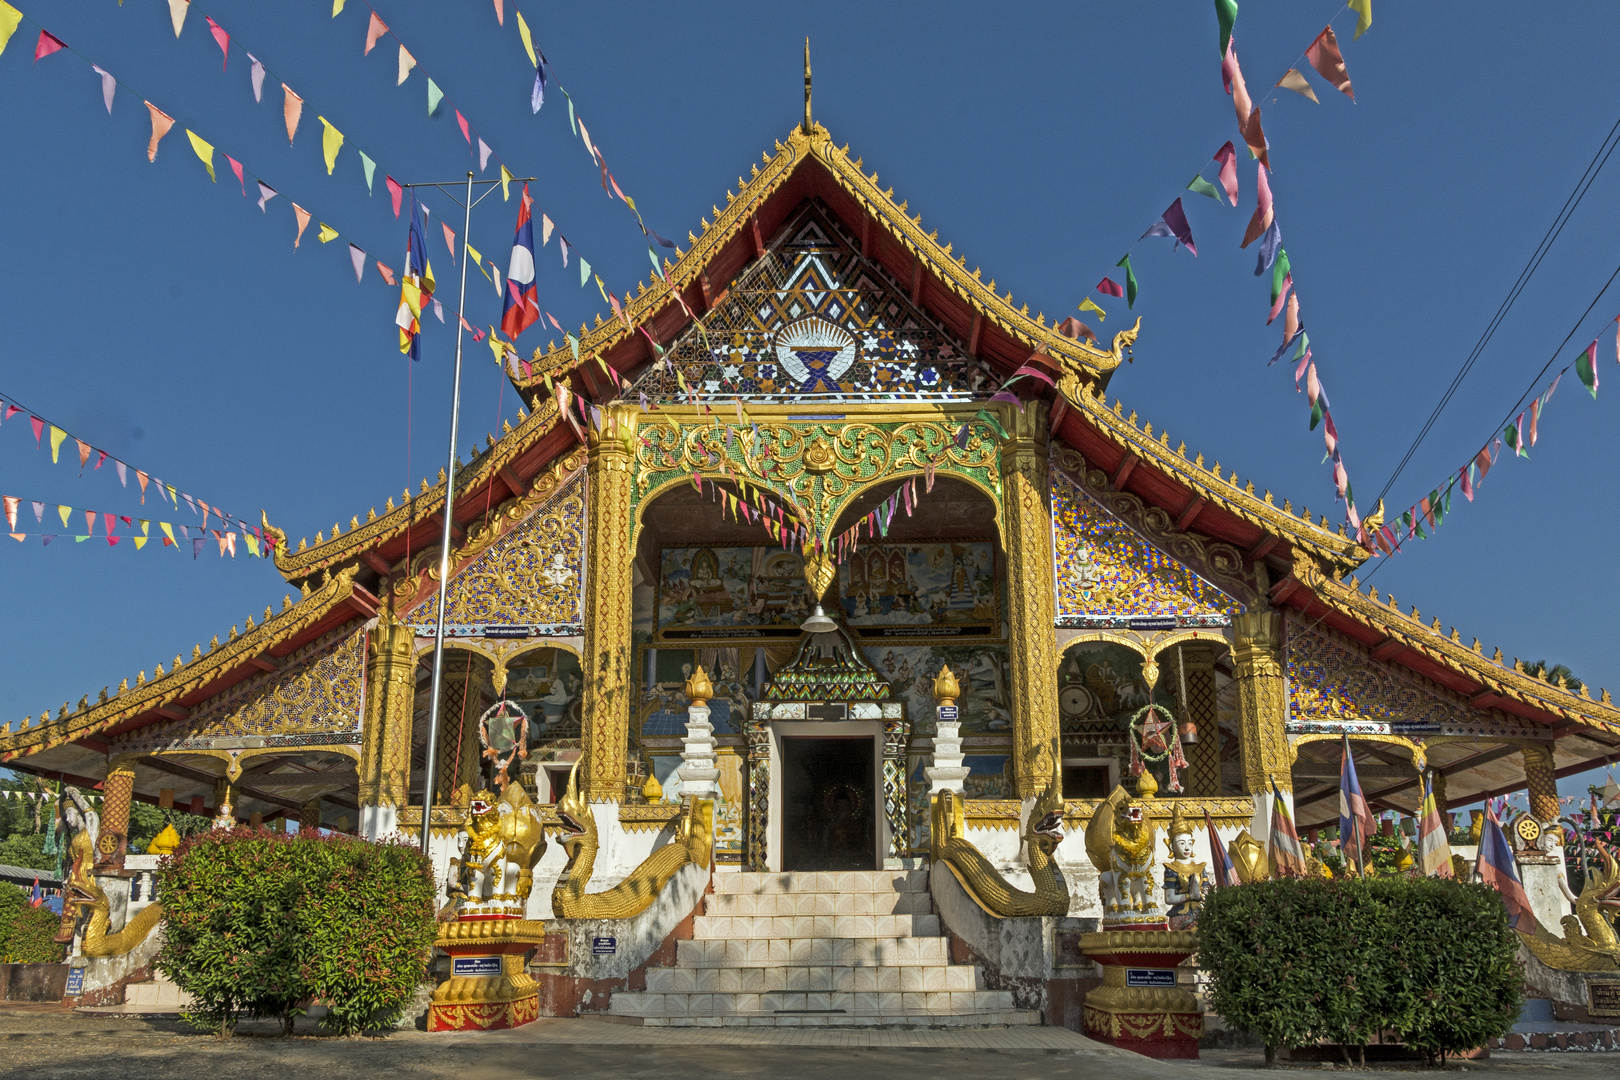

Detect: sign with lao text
[451, 955, 503, 977]
[592, 936, 617, 955]
[1125, 968, 1178, 988]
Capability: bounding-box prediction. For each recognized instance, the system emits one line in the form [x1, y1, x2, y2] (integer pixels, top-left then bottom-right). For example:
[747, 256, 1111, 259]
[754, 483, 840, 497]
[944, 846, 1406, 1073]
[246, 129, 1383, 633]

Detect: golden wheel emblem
[1515, 817, 1542, 844]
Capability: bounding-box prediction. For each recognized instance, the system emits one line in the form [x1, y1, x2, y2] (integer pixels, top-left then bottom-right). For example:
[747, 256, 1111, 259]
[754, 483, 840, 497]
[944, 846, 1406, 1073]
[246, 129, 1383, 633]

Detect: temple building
[5, 90, 1618, 1029]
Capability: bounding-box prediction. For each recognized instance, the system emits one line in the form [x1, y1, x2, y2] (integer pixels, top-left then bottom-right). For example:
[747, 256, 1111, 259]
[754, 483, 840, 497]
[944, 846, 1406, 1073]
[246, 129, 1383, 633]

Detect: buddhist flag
[1268, 779, 1307, 876]
[145, 102, 175, 162]
[1477, 803, 1532, 929]
[501, 184, 540, 338]
[1338, 736, 1372, 874]
[397, 196, 436, 359]
[1305, 25, 1355, 101]
[1417, 773, 1454, 878]
[186, 130, 216, 182]
[1204, 810, 1237, 888]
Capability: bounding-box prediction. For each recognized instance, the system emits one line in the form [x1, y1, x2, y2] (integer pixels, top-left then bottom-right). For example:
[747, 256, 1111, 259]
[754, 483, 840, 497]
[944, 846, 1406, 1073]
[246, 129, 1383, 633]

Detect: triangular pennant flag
[500, 164, 514, 201]
[0, 2, 23, 59]
[91, 65, 115, 114]
[386, 175, 403, 217]
[319, 116, 343, 174]
[376, 260, 396, 285]
[397, 44, 415, 85]
[283, 84, 303, 144]
[1077, 297, 1107, 321]
[455, 109, 471, 145]
[1242, 162, 1273, 247]
[145, 102, 176, 162]
[357, 150, 376, 193]
[178, 129, 219, 186]
[1116, 254, 1138, 308]
[291, 203, 311, 247]
[1349, 0, 1372, 40]
[1213, 140, 1239, 206]
[1214, 0, 1238, 57]
[478, 138, 492, 172]
[1305, 25, 1355, 101]
[349, 244, 366, 282]
[1096, 277, 1123, 299]
[516, 10, 537, 67]
[1187, 174, 1222, 200]
[206, 15, 229, 69]
[1578, 340, 1600, 398]
[442, 221, 457, 261]
[364, 11, 387, 55]
[247, 52, 265, 102]
[225, 154, 245, 194]
[167, 0, 189, 38]
[256, 180, 278, 211]
[317, 223, 339, 243]
[1277, 68, 1320, 104]
[427, 78, 443, 115]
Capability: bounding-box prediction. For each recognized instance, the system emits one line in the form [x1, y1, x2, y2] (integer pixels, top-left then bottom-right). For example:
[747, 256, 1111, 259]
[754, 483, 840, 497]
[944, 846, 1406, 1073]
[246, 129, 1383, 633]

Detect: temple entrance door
[780, 737, 876, 871]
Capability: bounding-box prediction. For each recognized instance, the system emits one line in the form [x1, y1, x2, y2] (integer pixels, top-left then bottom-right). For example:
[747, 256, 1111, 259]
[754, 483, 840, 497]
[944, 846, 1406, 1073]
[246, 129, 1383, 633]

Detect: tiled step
[706, 890, 932, 916]
[712, 870, 929, 895]
[124, 979, 194, 1009]
[676, 936, 950, 968]
[692, 914, 940, 940]
[611, 989, 1017, 1019]
[631, 1010, 1042, 1029]
[646, 964, 982, 993]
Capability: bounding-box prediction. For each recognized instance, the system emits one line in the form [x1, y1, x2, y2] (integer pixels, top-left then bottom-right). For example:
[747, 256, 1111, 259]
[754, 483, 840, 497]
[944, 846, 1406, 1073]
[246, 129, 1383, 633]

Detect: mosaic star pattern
[1286, 620, 1476, 730]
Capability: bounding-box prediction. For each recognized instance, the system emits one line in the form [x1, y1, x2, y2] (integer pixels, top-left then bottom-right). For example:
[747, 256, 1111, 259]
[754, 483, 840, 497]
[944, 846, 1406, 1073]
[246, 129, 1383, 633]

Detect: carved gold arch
[1289, 732, 1427, 772]
[1055, 627, 1231, 668]
[411, 637, 582, 696]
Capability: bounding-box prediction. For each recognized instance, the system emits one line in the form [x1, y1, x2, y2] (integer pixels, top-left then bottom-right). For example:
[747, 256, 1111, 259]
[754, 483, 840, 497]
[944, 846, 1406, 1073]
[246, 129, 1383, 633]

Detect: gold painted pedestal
[427, 914, 546, 1032]
[1079, 930, 1202, 1059]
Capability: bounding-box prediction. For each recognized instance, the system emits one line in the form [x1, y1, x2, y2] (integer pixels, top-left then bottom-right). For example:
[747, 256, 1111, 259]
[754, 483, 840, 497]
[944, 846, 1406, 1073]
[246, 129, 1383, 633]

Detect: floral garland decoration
[1127, 702, 1189, 793]
[477, 699, 531, 788]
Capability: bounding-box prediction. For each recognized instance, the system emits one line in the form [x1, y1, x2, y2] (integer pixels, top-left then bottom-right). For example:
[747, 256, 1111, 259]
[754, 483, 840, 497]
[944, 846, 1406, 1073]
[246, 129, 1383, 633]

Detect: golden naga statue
[551, 763, 714, 921]
[1521, 844, 1620, 972]
[65, 877, 165, 958]
[929, 782, 1068, 918]
[446, 784, 548, 911]
[1085, 773, 1162, 920]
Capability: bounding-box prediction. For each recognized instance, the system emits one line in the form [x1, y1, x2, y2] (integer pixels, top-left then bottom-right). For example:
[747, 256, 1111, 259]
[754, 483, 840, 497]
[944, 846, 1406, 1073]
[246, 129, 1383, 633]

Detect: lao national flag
[501, 183, 540, 339]
[1478, 802, 1534, 930]
[28, 876, 43, 907]
[1338, 735, 1373, 874]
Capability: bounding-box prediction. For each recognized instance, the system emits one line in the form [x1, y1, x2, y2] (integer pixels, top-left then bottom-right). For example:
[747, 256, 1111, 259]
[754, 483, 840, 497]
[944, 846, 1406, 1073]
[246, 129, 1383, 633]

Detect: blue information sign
[1124, 968, 1178, 988]
[592, 936, 617, 955]
[451, 955, 503, 977]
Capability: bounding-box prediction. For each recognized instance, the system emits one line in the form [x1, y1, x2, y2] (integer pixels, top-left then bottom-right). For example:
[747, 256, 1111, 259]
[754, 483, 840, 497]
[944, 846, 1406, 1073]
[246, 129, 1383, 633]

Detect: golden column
[1177, 642, 1223, 796]
[998, 401, 1061, 800]
[1521, 743, 1559, 823]
[1231, 610, 1290, 794]
[99, 758, 137, 870]
[580, 403, 639, 801]
[300, 797, 323, 834]
[359, 606, 417, 818]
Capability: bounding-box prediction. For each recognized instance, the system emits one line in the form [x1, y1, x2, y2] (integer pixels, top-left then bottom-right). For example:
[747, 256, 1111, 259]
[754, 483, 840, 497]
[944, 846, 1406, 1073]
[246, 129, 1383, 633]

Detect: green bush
[1199, 876, 1522, 1065]
[0, 884, 66, 963]
[156, 828, 436, 1036]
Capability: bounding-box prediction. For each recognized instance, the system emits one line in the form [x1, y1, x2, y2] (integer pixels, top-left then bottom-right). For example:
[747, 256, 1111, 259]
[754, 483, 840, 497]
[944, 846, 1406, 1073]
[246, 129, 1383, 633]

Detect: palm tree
[1524, 660, 1582, 692]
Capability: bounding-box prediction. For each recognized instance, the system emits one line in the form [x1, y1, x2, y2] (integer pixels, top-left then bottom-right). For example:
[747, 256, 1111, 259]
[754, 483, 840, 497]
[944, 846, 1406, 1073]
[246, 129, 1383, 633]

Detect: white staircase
[608, 869, 1039, 1028]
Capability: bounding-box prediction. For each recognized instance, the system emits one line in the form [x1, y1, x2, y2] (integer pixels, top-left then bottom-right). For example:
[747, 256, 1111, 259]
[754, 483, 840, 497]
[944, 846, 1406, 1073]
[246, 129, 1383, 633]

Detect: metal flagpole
[412, 171, 534, 852]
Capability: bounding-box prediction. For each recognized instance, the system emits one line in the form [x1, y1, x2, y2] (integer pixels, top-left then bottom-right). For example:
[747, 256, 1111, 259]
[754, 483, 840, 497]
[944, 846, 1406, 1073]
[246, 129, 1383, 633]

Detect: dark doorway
[781, 737, 875, 871]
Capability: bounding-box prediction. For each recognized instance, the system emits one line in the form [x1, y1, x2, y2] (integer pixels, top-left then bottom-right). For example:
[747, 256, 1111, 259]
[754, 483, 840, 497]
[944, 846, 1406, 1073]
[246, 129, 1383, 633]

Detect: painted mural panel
[835, 542, 997, 631]
[864, 644, 1012, 736]
[1057, 642, 1176, 732]
[1051, 467, 1242, 628]
[639, 646, 752, 737]
[503, 647, 584, 740]
[657, 545, 809, 636]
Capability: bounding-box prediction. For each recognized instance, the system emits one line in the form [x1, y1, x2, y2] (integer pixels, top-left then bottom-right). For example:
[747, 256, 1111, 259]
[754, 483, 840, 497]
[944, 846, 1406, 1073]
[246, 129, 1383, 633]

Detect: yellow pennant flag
[1077, 297, 1107, 321]
[331, 0, 346, 15]
[317, 223, 339, 243]
[140, 520, 150, 536]
[0, 2, 24, 59]
[134, 535, 149, 550]
[318, 116, 343, 174]
[57, 505, 70, 528]
[1348, 0, 1372, 40]
[186, 130, 217, 182]
[49, 426, 67, 463]
[244, 532, 259, 557]
[515, 11, 537, 67]
[166, 485, 178, 506]
[500, 164, 514, 202]
[161, 522, 176, 546]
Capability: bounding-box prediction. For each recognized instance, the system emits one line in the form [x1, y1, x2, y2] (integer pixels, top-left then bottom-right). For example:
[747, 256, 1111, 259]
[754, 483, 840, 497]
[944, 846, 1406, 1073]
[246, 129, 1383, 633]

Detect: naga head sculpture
[554, 761, 593, 863]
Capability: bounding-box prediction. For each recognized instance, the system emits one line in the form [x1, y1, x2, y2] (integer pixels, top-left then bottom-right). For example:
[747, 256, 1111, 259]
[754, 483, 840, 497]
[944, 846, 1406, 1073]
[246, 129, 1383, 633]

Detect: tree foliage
[1199, 875, 1523, 1065]
[0, 884, 65, 963]
[155, 828, 436, 1037]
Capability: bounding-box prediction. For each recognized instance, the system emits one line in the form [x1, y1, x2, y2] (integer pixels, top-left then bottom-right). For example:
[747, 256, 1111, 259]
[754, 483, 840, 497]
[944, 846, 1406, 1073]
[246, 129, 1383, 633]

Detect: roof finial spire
[802, 37, 813, 134]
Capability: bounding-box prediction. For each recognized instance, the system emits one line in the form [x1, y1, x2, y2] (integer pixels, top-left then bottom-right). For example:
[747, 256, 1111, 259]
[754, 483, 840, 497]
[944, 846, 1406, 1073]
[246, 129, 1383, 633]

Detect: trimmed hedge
[155, 828, 436, 1036]
[0, 884, 65, 963]
[1199, 875, 1522, 1065]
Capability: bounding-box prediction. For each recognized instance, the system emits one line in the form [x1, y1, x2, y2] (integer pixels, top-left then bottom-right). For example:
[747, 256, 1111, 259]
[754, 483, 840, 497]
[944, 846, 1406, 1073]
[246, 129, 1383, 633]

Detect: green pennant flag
[972, 408, 1011, 441]
[1577, 342, 1600, 398]
[1271, 249, 1292, 305]
[1116, 253, 1138, 308]
[1429, 490, 1444, 527]
[1400, 510, 1413, 538]
[1442, 486, 1453, 518]
[565, 333, 580, 362]
[1309, 395, 1324, 431]
[1215, 0, 1239, 57]
[579, 257, 591, 288]
[564, 91, 577, 136]
[1415, 514, 1428, 540]
[1294, 330, 1310, 359]
[1187, 174, 1222, 200]
[427, 79, 444, 116]
[359, 151, 376, 193]
[1505, 419, 1527, 457]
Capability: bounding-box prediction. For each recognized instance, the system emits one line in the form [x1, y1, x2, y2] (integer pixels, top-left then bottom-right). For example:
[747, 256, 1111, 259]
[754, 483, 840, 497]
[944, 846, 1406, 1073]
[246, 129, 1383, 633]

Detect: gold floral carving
[360, 607, 416, 808]
[581, 405, 638, 800]
[1232, 611, 1289, 794]
[2, 566, 364, 763]
[1002, 403, 1059, 799]
[434, 473, 585, 626]
[1285, 620, 1485, 734]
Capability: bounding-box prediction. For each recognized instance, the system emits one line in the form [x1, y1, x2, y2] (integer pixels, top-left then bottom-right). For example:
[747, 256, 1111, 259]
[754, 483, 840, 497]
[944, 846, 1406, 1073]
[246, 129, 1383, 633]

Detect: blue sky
[0, 1, 1615, 803]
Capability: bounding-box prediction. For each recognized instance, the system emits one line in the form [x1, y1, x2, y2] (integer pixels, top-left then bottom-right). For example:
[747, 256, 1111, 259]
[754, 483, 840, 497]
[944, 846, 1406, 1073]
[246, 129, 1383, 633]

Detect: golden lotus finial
[933, 664, 960, 706]
[1135, 769, 1159, 799]
[684, 665, 713, 705]
[803, 550, 836, 599]
[804, 438, 835, 473]
[642, 771, 663, 802]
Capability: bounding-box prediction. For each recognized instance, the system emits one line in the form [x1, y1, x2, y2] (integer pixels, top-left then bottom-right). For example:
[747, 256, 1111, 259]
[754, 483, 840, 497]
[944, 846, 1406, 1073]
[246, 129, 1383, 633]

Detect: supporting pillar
[579, 403, 639, 802]
[1177, 643, 1222, 796]
[300, 797, 323, 834]
[359, 606, 416, 838]
[998, 401, 1060, 800]
[97, 758, 136, 871]
[436, 662, 482, 801]
[1231, 611, 1289, 795]
[675, 668, 719, 798]
[1521, 743, 1559, 824]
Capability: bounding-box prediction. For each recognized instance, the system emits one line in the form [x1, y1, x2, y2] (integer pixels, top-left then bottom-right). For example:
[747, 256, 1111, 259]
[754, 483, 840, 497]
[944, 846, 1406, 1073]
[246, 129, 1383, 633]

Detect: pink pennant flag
[103, 512, 116, 536]
[386, 175, 404, 217]
[1096, 277, 1124, 298]
[206, 16, 230, 69]
[29, 416, 43, 444]
[442, 221, 457, 261]
[364, 12, 388, 55]
[34, 30, 66, 63]
[291, 202, 311, 247]
[376, 261, 396, 285]
[282, 84, 303, 144]
[455, 109, 471, 145]
[493, 0, 504, 25]
[225, 154, 245, 194]
[1268, 274, 1292, 324]
[91, 65, 115, 114]
[1242, 163, 1273, 248]
[145, 102, 176, 162]
[1213, 141, 1238, 206]
[1222, 40, 1253, 131]
[1305, 25, 1355, 101]
[349, 243, 366, 283]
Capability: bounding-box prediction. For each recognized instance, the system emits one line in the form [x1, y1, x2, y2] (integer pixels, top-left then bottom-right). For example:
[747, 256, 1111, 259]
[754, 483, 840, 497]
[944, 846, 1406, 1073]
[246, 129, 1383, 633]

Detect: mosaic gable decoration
[1286, 620, 1481, 735]
[418, 472, 585, 637]
[626, 204, 996, 404]
[1051, 462, 1245, 629]
[114, 625, 366, 753]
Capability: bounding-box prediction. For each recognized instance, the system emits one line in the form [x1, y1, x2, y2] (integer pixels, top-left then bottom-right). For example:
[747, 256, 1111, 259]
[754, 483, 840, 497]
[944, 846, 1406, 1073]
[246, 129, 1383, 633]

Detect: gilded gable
[1286, 620, 1477, 733]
